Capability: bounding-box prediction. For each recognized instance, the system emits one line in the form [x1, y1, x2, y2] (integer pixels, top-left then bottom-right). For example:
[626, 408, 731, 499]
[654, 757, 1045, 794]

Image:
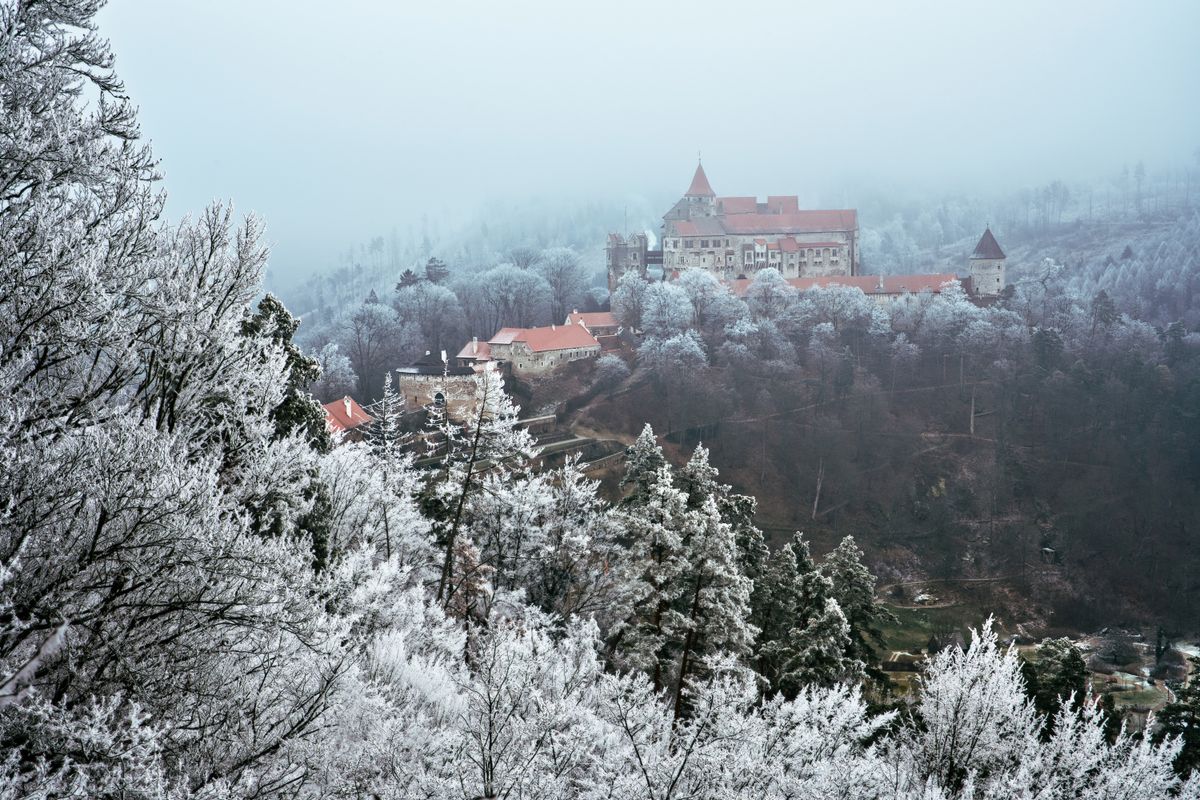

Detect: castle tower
[968, 226, 1006, 297]
[682, 161, 716, 217]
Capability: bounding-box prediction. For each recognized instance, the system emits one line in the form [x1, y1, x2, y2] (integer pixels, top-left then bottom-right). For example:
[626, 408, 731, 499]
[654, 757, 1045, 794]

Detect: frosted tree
[455, 616, 609, 800]
[820, 535, 896, 682]
[425, 366, 539, 607]
[611, 270, 649, 331]
[620, 423, 667, 505]
[678, 444, 769, 586]
[900, 619, 1040, 792]
[476, 456, 620, 621]
[745, 268, 795, 321]
[608, 464, 692, 689]
[642, 281, 695, 335]
[668, 495, 756, 718]
[753, 536, 860, 695]
[0, 3, 373, 791]
[308, 342, 358, 402]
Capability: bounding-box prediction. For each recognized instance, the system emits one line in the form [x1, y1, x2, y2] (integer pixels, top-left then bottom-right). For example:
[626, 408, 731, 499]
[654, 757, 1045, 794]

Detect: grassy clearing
[879, 604, 995, 654]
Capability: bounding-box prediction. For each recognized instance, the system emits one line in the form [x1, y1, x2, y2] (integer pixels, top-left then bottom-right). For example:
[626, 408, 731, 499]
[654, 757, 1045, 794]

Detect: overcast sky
[98, 0, 1200, 283]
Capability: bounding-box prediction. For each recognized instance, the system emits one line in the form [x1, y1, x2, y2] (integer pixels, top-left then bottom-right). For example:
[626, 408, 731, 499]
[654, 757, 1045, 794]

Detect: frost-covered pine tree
[678, 444, 769, 585]
[620, 423, 668, 505]
[820, 535, 896, 681]
[754, 535, 861, 695]
[669, 495, 756, 718]
[609, 464, 692, 690]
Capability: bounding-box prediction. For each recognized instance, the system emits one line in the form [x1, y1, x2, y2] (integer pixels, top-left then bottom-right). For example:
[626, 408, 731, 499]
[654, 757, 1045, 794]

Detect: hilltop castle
[607, 163, 1006, 301]
[607, 162, 859, 289]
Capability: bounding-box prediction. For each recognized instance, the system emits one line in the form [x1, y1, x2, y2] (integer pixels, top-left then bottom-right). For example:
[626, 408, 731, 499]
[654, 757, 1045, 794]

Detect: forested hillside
[590, 265, 1200, 629]
[4, 3, 1200, 798]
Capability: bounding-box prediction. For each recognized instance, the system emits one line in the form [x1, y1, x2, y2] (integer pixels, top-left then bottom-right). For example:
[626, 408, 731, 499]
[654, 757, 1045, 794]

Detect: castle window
[700, 239, 709, 248]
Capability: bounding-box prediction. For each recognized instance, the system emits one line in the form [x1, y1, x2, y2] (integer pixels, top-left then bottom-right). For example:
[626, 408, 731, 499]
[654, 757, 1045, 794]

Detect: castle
[608, 162, 859, 289]
[607, 163, 1006, 301]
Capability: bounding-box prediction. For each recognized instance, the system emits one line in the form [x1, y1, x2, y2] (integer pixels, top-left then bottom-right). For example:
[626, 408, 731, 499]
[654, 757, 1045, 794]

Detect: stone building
[458, 323, 601, 377]
[395, 351, 480, 422]
[968, 226, 1007, 298]
[606, 232, 649, 291]
[608, 162, 860, 285]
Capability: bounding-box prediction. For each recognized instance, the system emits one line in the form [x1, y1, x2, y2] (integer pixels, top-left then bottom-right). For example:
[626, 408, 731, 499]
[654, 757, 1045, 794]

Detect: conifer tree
[820, 535, 896, 681]
[609, 464, 691, 690]
[241, 293, 331, 450]
[753, 535, 860, 696]
[621, 423, 667, 505]
[678, 444, 769, 584]
[670, 495, 756, 718]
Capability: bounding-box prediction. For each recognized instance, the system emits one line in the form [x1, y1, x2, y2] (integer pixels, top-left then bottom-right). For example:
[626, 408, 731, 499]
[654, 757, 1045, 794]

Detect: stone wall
[395, 372, 479, 422]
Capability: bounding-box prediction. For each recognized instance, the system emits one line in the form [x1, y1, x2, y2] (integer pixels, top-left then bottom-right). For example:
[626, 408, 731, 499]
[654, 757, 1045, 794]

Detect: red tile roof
[778, 237, 800, 252]
[971, 227, 1006, 260]
[725, 274, 961, 297]
[717, 196, 758, 214]
[323, 396, 373, 432]
[671, 210, 857, 237]
[456, 338, 492, 361]
[488, 327, 525, 345]
[723, 210, 858, 234]
[686, 163, 715, 197]
[766, 195, 800, 213]
[488, 324, 600, 353]
[567, 311, 619, 330]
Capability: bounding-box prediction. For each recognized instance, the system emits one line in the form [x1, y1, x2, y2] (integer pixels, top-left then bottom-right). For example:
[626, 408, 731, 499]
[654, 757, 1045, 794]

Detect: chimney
[551, 324, 556, 331]
[440, 349, 447, 363]
[472, 336, 478, 354]
[343, 396, 352, 418]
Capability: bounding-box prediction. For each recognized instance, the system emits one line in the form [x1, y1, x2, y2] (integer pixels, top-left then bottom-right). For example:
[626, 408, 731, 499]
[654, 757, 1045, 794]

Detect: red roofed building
[462, 323, 602, 377]
[725, 273, 968, 304]
[323, 395, 373, 442]
[651, 162, 859, 281]
[566, 310, 620, 336]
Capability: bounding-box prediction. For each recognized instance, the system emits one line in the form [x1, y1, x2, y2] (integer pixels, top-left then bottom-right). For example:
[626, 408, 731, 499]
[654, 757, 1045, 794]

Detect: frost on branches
[3, 2, 1200, 799]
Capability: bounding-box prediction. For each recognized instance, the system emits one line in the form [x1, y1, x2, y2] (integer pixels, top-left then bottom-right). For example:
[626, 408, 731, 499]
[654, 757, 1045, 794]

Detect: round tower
[969, 226, 1006, 297]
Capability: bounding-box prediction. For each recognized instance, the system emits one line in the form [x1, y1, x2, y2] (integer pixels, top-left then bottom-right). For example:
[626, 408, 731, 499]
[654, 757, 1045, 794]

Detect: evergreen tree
[241, 293, 330, 451]
[754, 535, 860, 696]
[620, 423, 667, 506]
[609, 464, 691, 691]
[820, 535, 896, 682]
[1020, 637, 1087, 732]
[396, 267, 421, 289]
[678, 444, 769, 585]
[670, 495, 756, 719]
[1153, 657, 1200, 778]
[425, 257, 450, 284]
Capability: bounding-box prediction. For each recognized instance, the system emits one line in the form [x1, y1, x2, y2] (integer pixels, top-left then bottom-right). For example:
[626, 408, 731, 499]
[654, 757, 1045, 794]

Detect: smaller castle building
[395, 351, 480, 421]
[456, 321, 601, 377]
[968, 226, 1007, 298]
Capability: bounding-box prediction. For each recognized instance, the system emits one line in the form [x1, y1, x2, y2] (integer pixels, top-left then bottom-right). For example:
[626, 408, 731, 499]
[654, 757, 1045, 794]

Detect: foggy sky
[99, 0, 1200, 283]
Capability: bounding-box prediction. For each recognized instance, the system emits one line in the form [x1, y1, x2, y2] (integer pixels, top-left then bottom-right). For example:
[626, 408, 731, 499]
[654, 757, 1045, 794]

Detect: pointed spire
[686, 161, 715, 197]
[971, 226, 1006, 260]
